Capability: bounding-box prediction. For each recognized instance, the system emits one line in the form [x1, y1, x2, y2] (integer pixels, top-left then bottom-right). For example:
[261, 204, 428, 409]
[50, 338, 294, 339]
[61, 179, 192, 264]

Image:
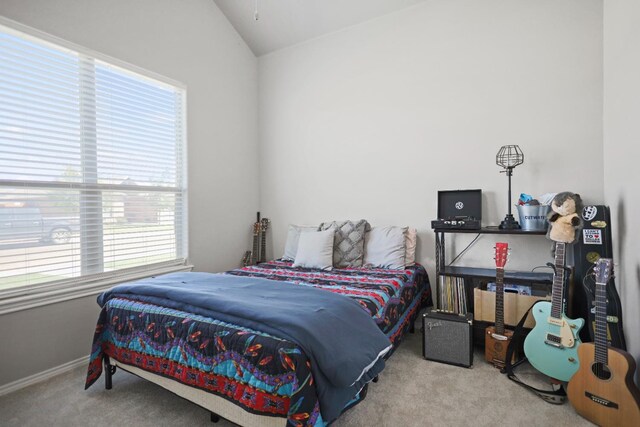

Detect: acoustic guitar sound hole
[591, 362, 612, 380]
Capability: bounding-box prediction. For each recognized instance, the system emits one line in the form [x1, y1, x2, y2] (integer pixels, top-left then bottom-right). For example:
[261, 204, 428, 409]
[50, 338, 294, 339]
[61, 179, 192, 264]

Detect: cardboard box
[473, 288, 550, 329]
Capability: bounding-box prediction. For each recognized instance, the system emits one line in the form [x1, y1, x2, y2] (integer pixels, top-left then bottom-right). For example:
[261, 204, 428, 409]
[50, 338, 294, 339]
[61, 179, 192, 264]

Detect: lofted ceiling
[213, 0, 428, 56]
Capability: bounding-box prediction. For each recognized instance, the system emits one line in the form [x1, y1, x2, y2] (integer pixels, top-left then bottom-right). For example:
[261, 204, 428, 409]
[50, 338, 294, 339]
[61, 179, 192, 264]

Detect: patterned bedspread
[227, 261, 431, 349]
[86, 262, 430, 426]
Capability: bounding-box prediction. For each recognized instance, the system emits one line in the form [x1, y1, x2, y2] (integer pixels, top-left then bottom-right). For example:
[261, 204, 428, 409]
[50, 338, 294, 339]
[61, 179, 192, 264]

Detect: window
[0, 21, 187, 295]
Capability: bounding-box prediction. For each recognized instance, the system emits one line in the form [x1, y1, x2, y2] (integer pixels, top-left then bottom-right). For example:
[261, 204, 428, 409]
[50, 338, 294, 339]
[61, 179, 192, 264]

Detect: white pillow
[364, 226, 407, 270]
[282, 225, 318, 261]
[404, 227, 417, 266]
[293, 229, 335, 270]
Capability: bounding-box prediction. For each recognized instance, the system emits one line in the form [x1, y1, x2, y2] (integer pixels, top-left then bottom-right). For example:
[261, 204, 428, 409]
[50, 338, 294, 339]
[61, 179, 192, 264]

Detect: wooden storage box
[473, 288, 550, 329]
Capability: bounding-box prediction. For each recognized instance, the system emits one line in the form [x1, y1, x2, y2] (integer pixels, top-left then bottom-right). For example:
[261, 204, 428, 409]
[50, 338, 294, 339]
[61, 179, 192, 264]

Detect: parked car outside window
[0, 207, 77, 244]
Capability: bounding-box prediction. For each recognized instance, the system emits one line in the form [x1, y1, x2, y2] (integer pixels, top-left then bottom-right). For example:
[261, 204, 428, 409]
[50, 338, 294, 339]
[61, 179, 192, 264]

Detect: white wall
[603, 0, 640, 365]
[259, 0, 603, 276]
[1, 0, 628, 391]
[0, 0, 258, 387]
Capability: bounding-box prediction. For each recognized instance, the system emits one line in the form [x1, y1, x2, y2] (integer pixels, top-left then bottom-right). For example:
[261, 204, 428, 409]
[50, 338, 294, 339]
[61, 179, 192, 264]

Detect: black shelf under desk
[433, 227, 550, 281]
[433, 226, 553, 318]
[433, 226, 547, 235]
[441, 266, 552, 284]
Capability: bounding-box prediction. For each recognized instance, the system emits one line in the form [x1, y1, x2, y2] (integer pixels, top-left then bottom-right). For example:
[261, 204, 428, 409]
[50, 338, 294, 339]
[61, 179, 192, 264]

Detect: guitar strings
[582, 264, 600, 378]
[586, 262, 612, 379]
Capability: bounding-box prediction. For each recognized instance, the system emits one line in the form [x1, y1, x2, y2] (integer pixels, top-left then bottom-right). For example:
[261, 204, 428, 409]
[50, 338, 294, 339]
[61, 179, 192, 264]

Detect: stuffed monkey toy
[547, 192, 583, 244]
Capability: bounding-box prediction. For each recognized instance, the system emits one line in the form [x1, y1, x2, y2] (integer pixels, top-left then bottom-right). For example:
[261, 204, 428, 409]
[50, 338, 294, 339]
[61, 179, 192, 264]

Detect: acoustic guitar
[567, 258, 640, 426]
[241, 250, 252, 267]
[250, 220, 260, 265]
[259, 217, 270, 263]
[523, 241, 584, 382]
[485, 242, 515, 368]
[583, 259, 627, 351]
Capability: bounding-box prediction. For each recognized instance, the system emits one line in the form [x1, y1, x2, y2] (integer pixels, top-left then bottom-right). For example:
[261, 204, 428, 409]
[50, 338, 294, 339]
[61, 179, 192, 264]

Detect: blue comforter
[97, 272, 392, 422]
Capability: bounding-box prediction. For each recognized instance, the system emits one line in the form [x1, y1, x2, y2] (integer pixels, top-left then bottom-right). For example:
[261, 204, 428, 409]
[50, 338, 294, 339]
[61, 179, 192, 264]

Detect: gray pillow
[282, 225, 318, 261]
[364, 226, 407, 270]
[293, 229, 335, 270]
[319, 219, 370, 268]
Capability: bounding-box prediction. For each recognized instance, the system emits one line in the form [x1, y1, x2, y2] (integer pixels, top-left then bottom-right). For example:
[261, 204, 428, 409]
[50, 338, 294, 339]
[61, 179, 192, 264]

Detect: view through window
[0, 23, 187, 291]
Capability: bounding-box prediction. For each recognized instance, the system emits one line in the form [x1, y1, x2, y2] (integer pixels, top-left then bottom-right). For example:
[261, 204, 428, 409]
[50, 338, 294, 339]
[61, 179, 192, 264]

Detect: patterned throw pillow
[319, 219, 370, 268]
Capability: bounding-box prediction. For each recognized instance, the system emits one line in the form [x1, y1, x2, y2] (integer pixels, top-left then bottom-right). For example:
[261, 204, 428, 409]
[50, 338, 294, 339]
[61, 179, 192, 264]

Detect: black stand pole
[499, 167, 521, 229]
[104, 356, 116, 390]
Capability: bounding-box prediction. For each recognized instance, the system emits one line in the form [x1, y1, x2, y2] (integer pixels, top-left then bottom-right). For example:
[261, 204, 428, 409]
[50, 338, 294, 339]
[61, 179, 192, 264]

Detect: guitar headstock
[253, 222, 261, 236]
[260, 218, 270, 233]
[594, 258, 613, 285]
[494, 242, 509, 269]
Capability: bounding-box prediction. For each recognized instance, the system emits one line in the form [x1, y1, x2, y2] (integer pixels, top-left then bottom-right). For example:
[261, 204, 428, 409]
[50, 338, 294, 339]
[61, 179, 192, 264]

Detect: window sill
[0, 264, 194, 315]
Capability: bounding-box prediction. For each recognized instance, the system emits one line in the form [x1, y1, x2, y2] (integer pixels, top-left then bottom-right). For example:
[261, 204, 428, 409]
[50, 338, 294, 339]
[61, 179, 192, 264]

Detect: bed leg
[372, 375, 379, 383]
[210, 412, 220, 423]
[104, 356, 116, 390]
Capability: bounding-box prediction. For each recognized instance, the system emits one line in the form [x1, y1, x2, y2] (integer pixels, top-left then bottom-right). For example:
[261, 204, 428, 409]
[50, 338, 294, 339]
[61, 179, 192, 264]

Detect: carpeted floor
[0, 320, 589, 427]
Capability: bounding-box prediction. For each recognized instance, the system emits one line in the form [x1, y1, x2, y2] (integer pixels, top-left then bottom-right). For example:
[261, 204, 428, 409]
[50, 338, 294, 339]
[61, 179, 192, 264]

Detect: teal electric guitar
[524, 242, 585, 382]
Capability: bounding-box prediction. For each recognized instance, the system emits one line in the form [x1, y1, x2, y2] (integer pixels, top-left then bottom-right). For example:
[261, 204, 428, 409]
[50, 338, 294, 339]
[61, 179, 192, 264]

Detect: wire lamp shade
[496, 145, 524, 169]
[496, 145, 524, 229]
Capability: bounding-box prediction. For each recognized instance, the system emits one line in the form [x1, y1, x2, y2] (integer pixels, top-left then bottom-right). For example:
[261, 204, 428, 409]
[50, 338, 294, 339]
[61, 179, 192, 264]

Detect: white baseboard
[0, 355, 89, 397]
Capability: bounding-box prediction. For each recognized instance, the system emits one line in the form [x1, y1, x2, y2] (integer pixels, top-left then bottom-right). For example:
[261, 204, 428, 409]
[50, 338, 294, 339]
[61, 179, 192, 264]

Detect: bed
[85, 261, 431, 426]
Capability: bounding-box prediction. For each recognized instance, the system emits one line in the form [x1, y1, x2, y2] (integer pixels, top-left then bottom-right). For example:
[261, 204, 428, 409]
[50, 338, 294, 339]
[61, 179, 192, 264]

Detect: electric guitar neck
[523, 241, 585, 382]
[549, 242, 568, 322]
[485, 242, 514, 368]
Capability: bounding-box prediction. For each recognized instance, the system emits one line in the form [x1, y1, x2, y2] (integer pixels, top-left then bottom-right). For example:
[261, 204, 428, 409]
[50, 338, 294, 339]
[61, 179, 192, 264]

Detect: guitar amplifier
[422, 310, 473, 368]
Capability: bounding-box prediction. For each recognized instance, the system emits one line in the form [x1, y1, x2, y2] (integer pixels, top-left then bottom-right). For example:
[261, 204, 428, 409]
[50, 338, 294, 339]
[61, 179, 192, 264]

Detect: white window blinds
[0, 22, 187, 292]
